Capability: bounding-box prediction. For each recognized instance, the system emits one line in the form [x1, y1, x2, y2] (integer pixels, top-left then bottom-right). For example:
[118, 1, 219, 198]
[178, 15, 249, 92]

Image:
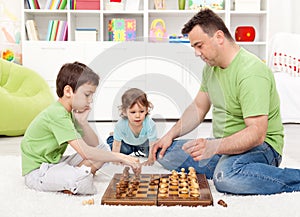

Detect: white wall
[269, 0, 300, 38]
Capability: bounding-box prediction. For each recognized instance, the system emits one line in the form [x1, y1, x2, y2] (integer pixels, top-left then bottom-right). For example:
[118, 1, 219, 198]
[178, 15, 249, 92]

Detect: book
[50, 0, 61, 9]
[58, 0, 67, 9]
[46, 20, 54, 40]
[55, 20, 67, 41]
[25, 20, 40, 40]
[62, 22, 68, 41]
[44, 0, 52, 9]
[26, 0, 35, 9]
[49, 20, 59, 41]
[33, 0, 40, 9]
[75, 28, 98, 41]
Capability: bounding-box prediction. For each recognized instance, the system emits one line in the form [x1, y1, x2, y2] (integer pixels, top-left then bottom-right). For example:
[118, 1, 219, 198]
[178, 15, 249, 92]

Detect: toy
[149, 19, 167, 42]
[169, 34, 189, 43]
[1, 49, 14, 62]
[108, 19, 136, 41]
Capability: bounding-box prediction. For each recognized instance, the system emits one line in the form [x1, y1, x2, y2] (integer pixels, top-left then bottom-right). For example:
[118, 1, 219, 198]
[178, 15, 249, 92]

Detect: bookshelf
[22, 0, 269, 120]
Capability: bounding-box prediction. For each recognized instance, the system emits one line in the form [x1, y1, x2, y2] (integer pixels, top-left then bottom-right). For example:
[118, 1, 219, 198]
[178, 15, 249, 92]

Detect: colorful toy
[1, 49, 15, 62]
[108, 19, 136, 41]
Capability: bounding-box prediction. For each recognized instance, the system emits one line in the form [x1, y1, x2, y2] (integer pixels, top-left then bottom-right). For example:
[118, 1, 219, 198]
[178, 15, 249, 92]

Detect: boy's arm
[73, 108, 99, 147]
[69, 138, 141, 172]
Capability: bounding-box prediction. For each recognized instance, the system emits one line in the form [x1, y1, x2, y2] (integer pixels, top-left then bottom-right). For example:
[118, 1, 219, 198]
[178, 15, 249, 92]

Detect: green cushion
[0, 59, 54, 136]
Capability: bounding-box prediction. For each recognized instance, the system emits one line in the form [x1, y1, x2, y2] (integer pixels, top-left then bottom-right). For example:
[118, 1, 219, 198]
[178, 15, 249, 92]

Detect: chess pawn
[131, 179, 140, 186]
[115, 184, 122, 198]
[170, 179, 179, 186]
[188, 166, 195, 172]
[180, 186, 189, 194]
[180, 173, 186, 179]
[188, 173, 197, 179]
[190, 189, 200, 197]
[190, 180, 199, 189]
[180, 181, 188, 188]
[150, 175, 157, 186]
[171, 170, 178, 177]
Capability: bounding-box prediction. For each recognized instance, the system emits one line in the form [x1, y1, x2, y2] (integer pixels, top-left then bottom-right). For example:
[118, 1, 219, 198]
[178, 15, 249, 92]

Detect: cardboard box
[76, 0, 100, 10]
[108, 19, 136, 41]
[235, 0, 260, 11]
[75, 28, 98, 41]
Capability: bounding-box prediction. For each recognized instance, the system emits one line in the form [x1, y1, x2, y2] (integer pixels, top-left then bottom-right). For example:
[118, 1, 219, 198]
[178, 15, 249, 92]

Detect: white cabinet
[22, 0, 268, 120]
[87, 42, 206, 120]
[229, 0, 269, 61]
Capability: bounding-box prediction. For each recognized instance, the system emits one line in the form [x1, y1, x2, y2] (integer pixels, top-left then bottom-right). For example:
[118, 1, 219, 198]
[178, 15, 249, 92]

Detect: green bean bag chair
[0, 59, 54, 136]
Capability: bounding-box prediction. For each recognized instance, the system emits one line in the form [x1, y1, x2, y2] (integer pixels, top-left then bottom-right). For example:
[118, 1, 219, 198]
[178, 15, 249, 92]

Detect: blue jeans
[106, 135, 149, 157]
[157, 139, 300, 195]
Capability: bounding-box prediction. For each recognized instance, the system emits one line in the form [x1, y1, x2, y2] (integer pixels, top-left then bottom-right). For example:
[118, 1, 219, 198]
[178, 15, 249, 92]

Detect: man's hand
[142, 156, 155, 166]
[152, 135, 173, 161]
[182, 138, 219, 161]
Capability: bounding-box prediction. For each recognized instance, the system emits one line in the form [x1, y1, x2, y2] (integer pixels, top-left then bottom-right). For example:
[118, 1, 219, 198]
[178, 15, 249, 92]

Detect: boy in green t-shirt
[21, 61, 141, 195]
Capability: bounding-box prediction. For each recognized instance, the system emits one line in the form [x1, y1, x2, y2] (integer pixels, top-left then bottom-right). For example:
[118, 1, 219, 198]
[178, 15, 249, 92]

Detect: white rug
[1, 155, 300, 217]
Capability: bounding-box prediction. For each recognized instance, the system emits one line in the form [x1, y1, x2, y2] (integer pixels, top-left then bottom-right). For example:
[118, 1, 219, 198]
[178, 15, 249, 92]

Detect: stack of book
[44, 0, 67, 9]
[26, 0, 67, 9]
[46, 20, 68, 41]
[26, 0, 40, 9]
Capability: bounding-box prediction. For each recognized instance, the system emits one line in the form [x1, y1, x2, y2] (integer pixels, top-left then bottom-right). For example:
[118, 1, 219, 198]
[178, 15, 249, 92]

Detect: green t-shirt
[21, 101, 82, 176]
[200, 48, 284, 155]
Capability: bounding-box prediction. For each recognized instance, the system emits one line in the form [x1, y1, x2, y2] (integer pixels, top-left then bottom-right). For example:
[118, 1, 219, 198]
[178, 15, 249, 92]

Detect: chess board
[101, 171, 213, 207]
[101, 174, 160, 206]
[157, 174, 213, 207]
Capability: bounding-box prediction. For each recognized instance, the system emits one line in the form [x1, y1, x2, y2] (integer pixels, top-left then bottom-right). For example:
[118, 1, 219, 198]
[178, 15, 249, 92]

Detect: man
[152, 9, 300, 195]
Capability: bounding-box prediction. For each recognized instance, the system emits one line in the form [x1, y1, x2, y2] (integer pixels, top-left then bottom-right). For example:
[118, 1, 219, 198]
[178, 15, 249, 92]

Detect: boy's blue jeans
[157, 139, 300, 195]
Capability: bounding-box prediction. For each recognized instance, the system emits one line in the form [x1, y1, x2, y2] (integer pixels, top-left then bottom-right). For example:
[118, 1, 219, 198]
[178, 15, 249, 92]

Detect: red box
[235, 26, 256, 42]
[76, 0, 100, 10]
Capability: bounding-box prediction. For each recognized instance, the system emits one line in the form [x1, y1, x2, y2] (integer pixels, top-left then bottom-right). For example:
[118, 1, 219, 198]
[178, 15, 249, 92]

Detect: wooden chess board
[101, 171, 213, 207]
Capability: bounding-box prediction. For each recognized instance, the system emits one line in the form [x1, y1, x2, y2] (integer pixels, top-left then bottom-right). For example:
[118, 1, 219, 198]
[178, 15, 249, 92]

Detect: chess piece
[218, 199, 228, 207]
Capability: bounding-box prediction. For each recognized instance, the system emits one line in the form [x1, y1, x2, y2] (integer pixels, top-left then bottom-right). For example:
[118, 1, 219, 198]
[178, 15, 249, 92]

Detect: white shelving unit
[21, 0, 269, 121]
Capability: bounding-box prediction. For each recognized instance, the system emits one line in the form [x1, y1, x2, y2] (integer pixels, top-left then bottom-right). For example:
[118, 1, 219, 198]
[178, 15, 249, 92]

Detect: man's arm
[168, 91, 211, 139]
[183, 115, 268, 161]
[152, 91, 211, 160]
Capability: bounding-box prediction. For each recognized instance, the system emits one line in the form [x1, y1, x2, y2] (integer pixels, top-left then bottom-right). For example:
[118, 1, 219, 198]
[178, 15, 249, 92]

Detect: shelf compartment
[70, 12, 101, 41]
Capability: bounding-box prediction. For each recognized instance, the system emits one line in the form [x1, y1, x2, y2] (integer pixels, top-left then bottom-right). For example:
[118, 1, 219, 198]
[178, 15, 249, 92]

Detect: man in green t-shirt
[21, 61, 141, 195]
[152, 9, 300, 195]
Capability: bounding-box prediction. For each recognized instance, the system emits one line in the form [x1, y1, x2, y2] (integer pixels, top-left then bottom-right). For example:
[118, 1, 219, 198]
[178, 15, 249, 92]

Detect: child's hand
[142, 156, 155, 166]
[73, 107, 90, 126]
[120, 155, 142, 175]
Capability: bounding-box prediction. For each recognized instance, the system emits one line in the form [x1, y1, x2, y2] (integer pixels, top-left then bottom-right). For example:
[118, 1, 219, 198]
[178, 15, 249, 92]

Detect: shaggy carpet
[1, 155, 300, 217]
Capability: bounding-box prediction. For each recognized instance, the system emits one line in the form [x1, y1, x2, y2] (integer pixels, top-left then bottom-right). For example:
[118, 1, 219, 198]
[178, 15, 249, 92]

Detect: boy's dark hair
[119, 88, 153, 118]
[182, 8, 234, 41]
[56, 61, 100, 97]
